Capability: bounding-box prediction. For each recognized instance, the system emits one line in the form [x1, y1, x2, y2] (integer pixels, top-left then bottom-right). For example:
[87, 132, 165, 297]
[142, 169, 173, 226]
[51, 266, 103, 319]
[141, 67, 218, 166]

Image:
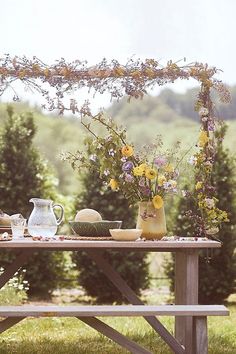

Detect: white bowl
[109, 229, 142, 241]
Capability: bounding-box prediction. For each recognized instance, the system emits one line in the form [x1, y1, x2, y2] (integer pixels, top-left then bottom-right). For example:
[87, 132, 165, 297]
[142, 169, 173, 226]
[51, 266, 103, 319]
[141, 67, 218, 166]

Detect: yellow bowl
[109, 229, 142, 241]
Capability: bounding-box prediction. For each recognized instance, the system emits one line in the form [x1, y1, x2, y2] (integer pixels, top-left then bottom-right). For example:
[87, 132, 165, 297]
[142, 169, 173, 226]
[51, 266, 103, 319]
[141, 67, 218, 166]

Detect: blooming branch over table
[64, 115, 181, 210]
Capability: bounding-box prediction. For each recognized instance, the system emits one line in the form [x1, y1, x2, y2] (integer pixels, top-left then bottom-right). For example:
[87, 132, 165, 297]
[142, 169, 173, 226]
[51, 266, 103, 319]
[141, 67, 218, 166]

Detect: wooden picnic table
[0, 238, 223, 354]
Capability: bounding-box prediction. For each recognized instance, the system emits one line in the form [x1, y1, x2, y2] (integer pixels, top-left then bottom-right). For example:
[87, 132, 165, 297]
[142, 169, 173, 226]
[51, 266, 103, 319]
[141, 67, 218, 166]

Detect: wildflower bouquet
[65, 114, 180, 210]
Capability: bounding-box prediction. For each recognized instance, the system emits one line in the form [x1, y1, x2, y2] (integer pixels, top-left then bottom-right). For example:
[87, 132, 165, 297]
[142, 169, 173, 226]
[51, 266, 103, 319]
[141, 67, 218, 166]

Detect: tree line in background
[0, 99, 235, 303]
[110, 85, 236, 122]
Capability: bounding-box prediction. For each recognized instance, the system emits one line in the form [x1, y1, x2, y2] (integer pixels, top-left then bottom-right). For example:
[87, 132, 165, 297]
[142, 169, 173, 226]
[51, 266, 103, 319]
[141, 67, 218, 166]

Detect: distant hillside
[108, 86, 236, 153]
[109, 85, 236, 122]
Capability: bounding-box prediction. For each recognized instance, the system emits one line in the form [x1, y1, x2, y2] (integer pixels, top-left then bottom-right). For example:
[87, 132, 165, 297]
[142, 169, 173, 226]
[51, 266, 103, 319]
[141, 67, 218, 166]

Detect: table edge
[0, 239, 222, 250]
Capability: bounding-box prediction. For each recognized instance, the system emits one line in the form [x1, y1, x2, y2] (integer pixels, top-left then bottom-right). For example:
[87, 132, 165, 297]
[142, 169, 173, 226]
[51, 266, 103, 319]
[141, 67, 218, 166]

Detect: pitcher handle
[53, 204, 64, 225]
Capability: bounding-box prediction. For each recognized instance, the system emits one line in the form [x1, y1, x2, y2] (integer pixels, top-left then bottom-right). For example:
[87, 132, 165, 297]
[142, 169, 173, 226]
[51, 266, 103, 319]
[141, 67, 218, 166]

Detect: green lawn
[0, 305, 235, 354]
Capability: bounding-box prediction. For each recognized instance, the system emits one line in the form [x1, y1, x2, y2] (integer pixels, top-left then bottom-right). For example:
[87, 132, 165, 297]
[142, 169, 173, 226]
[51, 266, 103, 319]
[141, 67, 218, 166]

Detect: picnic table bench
[0, 238, 229, 354]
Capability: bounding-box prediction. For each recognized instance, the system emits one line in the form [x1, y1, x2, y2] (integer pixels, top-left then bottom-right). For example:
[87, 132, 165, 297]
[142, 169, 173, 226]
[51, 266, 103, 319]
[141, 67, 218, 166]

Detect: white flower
[104, 169, 110, 176]
[163, 181, 172, 189]
[205, 198, 215, 209]
[89, 154, 97, 162]
[163, 180, 177, 193]
[199, 107, 209, 117]
[106, 136, 113, 142]
[188, 156, 197, 165]
[108, 149, 115, 157]
[206, 227, 219, 235]
[205, 161, 212, 168]
[182, 190, 187, 197]
[169, 179, 177, 188]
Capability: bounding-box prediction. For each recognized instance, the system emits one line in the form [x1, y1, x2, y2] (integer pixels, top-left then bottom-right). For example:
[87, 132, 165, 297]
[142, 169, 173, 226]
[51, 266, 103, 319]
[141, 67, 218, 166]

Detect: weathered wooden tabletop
[0, 238, 221, 251]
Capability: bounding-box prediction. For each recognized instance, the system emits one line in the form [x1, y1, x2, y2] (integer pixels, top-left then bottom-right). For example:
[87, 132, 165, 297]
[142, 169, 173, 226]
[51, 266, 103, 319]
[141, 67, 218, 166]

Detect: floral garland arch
[0, 55, 231, 234]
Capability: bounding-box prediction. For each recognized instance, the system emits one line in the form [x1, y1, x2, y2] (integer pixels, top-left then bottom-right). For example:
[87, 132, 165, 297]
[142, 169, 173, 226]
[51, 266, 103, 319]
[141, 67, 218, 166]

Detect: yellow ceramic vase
[136, 201, 167, 240]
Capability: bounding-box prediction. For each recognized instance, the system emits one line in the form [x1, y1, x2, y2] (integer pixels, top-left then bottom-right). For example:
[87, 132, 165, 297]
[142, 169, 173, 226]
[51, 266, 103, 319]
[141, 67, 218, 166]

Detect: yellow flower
[207, 209, 217, 219]
[158, 175, 166, 186]
[221, 211, 229, 222]
[145, 68, 155, 77]
[133, 166, 143, 176]
[164, 163, 174, 173]
[114, 67, 126, 76]
[121, 145, 133, 157]
[198, 201, 204, 208]
[139, 163, 147, 173]
[109, 179, 119, 191]
[195, 181, 203, 190]
[19, 70, 26, 79]
[145, 168, 157, 180]
[44, 68, 50, 77]
[152, 195, 164, 209]
[198, 131, 209, 147]
[131, 70, 140, 79]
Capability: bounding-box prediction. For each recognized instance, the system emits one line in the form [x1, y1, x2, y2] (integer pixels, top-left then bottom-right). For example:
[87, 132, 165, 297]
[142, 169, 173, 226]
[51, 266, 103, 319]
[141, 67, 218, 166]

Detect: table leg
[193, 316, 208, 354]
[0, 318, 25, 334]
[175, 250, 199, 353]
[87, 250, 185, 354]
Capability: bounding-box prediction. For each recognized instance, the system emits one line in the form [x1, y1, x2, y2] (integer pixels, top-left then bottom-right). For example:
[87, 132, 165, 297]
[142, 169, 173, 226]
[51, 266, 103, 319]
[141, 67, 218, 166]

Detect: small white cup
[11, 218, 26, 240]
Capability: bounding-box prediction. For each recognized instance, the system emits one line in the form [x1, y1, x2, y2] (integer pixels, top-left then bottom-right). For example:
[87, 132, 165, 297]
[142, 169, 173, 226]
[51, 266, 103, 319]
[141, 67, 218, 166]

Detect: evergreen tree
[0, 105, 57, 216]
[72, 168, 149, 303]
[166, 125, 236, 304]
[0, 106, 66, 297]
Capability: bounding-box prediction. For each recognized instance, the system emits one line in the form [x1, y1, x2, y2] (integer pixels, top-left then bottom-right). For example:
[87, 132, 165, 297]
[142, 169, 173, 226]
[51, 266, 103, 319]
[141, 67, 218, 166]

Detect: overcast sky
[1, 0, 235, 109]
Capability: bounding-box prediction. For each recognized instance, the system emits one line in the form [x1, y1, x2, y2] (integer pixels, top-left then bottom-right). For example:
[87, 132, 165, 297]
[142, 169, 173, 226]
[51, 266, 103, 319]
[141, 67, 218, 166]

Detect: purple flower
[207, 121, 215, 131]
[124, 173, 134, 183]
[139, 177, 146, 187]
[154, 156, 167, 167]
[173, 169, 179, 179]
[140, 186, 151, 196]
[122, 161, 134, 172]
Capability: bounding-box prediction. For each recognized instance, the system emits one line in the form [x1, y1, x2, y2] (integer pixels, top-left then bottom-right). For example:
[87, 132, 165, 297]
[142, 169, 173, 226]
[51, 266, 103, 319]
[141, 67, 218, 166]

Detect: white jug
[28, 198, 64, 237]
